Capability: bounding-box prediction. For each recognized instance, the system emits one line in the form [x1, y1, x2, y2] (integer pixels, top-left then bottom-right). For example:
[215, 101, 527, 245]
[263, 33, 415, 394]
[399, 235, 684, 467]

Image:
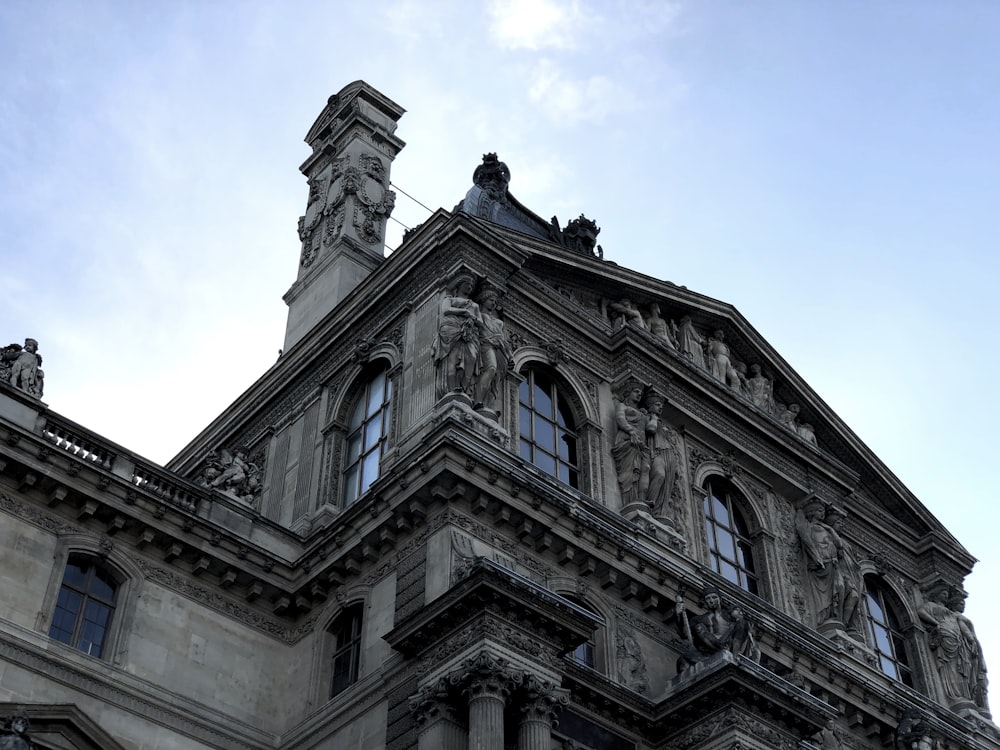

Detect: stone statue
[675, 587, 760, 672]
[746, 364, 775, 414]
[677, 317, 706, 368]
[642, 391, 681, 521]
[895, 707, 935, 750]
[473, 288, 512, 413]
[611, 381, 649, 506]
[778, 402, 800, 432]
[796, 499, 857, 632]
[615, 627, 649, 693]
[609, 298, 646, 330]
[813, 719, 843, 750]
[824, 506, 862, 633]
[705, 330, 742, 390]
[918, 584, 990, 716]
[204, 448, 261, 506]
[0, 710, 36, 750]
[646, 303, 677, 348]
[798, 422, 818, 446]
[1, 339, 43, 398]
[432, 272, 481, 400]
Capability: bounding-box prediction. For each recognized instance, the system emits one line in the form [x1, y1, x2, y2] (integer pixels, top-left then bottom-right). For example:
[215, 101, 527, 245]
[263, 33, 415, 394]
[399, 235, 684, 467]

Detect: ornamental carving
[196, 447, 262, 507]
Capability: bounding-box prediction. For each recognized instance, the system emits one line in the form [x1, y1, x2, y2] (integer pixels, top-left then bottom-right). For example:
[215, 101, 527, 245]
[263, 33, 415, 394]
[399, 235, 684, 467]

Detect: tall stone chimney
[282, 81, 406, 350]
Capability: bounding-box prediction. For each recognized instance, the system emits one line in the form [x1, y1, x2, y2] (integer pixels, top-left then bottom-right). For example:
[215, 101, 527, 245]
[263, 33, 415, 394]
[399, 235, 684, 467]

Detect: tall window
[564, 596, 600, 670]
[703, 479, 759, 595]
[518, 369, 579, 488]
[864, 576, 913, 686]
[330, 604, 364, 698]
[343, 366, 392, 506]
[48, 556, 118, 658]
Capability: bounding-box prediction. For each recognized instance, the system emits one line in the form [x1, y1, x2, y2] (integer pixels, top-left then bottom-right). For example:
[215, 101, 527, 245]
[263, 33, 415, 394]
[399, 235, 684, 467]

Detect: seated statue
[675, 587, 760, 672]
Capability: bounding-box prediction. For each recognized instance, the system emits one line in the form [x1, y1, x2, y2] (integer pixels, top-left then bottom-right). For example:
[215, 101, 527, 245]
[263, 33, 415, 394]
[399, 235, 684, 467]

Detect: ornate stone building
[0, 81, 996, 750]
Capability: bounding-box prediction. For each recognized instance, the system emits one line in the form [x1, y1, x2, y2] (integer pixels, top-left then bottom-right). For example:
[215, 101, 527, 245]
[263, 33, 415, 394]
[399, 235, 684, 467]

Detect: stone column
[518, 676, 570, 750]
[459, 652, 523, 750]
[410, 679, 467, 750]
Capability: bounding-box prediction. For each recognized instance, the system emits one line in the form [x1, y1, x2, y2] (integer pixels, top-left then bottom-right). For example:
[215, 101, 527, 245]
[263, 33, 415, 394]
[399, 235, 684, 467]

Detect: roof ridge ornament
[550, 213, 603, 258]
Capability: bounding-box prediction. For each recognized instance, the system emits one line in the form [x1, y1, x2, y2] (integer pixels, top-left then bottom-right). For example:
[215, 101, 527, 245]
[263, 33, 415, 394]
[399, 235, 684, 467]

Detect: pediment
[0, 704, 127, 750]
[436, 221, 968, 558]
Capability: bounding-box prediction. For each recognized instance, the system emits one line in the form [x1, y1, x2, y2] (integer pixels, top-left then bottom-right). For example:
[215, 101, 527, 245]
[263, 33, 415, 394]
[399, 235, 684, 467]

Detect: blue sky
[3, 0, 999, 695]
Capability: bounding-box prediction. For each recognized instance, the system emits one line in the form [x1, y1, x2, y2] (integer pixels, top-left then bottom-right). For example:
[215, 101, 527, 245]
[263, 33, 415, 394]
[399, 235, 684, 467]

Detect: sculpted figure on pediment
[432, 271, 481, 400]
[609, 298, 646, 330]
[746, 364, 775, 413]
[919, 583, 990, 716]
[675, 587, 760, 672]
[646, 303, 678, 348]
[1, 339, 43, 398]
[798, 422, 818, 446]
[642, 390, 681, 521]
[611, 380, 649, 506]
[705, 330, 742, 391]
[778, 402, 800, 432]
[677, 316, 706, 368]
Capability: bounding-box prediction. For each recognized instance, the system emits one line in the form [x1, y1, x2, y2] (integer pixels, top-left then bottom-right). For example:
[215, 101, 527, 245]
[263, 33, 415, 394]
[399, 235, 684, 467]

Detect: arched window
[48, 555, 118, 658]
[703, 478, 759, 595]
[343, 365, 392, 507]
[518, 369, 579, 488]
[329, 603, 364, 698]
[864, 576, 913, 686]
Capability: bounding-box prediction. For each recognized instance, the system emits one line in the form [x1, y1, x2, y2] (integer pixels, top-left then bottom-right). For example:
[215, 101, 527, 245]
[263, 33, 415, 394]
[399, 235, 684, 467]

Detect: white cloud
[526, 59, 623, 124]
[487, 0, 590, 51]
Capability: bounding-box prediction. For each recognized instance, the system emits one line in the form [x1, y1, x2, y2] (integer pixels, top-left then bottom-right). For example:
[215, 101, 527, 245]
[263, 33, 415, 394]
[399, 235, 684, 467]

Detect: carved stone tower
[282, 80, 406, 350]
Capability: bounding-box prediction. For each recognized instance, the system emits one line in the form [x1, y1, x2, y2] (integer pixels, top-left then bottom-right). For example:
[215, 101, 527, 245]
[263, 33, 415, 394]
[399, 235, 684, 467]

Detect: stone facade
[0, 81, 997, 750]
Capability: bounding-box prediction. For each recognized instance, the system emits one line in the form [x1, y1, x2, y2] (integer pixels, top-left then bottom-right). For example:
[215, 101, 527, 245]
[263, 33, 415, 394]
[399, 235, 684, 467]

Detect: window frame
[863, 575, 914, 687]
[517, 368, 581, 489]
[341, 364, 393, 508]
[326, 602, 365, 700]
[702, 478, 760, 596]
[48, 554, 119, 658]
[39, 541, 138, 665]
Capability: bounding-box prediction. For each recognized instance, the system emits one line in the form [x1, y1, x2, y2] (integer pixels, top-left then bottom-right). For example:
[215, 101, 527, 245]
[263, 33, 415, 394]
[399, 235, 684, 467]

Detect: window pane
[716, 529, 737, 561]
[518, 379, 531, 406]
[535, 451, 556, 476]
[534, 419, 555, 453]
[720, 561, 739, 585]
[360, 453, 380, 494]
[343, 466, 359, 505]
[712, 496, 730, 527]
[348, 398, 365, 429]
[519, 442, 533, 462]
[90, 570, 116, 603]
[519, 405, 532, 438]
[345, 433, 362, 464]
[533, 382, 553, 419]
[63, 562, 88, 590]
[363, 413, 383, 452]
[366, 372, 386, 416]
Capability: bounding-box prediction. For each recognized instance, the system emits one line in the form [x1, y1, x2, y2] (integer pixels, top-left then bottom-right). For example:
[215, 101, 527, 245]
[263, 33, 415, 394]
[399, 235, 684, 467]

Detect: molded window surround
[518, 369, 580, 489]
[329, 603, 364, 699]
[342, 365, 393, 507]
[864, 576, 914, 687]
[703, 478, 760, 595]
[40, 542, 138, 665]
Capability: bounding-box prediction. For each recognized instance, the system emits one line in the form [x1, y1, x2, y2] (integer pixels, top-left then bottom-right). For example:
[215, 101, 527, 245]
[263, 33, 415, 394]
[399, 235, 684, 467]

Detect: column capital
[452, 651, 525, 702]
[409, 678, 459, 726]
[520, 675, 570, 725]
